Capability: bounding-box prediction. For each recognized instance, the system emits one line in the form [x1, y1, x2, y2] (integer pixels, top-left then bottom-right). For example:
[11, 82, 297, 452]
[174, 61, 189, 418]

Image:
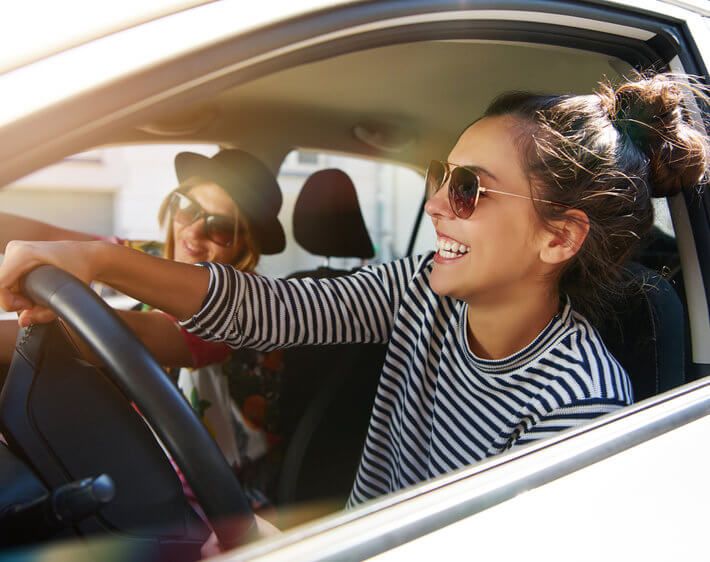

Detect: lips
[180, 239, 206, 258]
[435, 235, 469, 260]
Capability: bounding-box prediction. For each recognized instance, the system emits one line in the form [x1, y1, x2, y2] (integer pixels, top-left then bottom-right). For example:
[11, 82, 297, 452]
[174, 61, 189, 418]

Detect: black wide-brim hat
[174, 149, 285, 255]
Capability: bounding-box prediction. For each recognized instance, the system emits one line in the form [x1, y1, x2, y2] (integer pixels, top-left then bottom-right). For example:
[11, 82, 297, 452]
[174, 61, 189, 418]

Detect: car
[0, 1, 708, 560]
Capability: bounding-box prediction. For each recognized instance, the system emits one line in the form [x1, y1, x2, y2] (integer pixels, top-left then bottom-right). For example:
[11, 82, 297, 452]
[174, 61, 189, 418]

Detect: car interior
[0, 32, 703, 558]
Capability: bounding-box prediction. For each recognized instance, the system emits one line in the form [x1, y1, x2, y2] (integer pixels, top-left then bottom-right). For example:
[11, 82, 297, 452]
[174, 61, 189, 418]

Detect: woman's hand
[0, 240, 105, 326]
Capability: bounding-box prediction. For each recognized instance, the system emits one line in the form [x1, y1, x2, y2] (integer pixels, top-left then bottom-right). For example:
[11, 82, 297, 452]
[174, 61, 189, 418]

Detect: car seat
[596, 262, 685, 402]
[278, 169, 384, 508]
[289, 168, 375, 278]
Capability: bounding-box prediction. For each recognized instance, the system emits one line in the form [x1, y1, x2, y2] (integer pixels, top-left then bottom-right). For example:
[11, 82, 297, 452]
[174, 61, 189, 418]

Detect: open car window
[0, 1, 708, 560]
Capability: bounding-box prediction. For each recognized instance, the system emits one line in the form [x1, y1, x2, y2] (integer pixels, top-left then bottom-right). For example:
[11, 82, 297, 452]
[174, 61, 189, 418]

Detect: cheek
[208, 243, 235, 264]
[463, 207, 540, 282]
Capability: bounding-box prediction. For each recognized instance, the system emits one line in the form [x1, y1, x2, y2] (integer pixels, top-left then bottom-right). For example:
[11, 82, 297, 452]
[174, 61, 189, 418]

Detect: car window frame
[1, 1, 709, 558]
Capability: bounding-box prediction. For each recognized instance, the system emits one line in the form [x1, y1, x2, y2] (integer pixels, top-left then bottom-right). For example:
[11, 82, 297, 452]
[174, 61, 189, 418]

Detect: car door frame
[0, 1, 709, 559]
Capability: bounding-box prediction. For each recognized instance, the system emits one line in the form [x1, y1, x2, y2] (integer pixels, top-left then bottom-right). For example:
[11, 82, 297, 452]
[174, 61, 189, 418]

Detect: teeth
[436, 237, 469, 256]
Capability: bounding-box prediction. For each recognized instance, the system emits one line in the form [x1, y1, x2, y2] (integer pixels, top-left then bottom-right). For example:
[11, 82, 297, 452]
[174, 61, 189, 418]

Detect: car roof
[0, 0, 705, 182]
[0, 0, 213, 74]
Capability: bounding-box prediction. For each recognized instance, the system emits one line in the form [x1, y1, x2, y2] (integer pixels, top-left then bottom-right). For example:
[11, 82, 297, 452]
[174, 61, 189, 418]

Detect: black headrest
[597, 263, 685, 402]
[293, 169, 374, 259]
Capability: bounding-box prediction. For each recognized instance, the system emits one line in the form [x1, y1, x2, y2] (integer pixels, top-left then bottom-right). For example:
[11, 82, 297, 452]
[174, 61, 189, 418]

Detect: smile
[181, 240, 205, 256]
[436, 236, 470, 260]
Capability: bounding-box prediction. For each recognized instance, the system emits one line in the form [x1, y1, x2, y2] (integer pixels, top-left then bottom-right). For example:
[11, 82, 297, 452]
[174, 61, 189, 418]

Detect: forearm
[181, 261, 396, 350]
[117, 311, 194, 367]
[92, 242, 210, 321]
[0, 212, 95, 251]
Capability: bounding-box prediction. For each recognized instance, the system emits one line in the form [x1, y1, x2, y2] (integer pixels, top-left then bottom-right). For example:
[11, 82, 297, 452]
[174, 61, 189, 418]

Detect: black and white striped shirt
[180, 254, 633, 506]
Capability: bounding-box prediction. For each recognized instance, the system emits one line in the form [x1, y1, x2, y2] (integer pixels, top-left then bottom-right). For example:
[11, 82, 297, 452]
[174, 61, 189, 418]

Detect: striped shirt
[180, 253, 633, 507]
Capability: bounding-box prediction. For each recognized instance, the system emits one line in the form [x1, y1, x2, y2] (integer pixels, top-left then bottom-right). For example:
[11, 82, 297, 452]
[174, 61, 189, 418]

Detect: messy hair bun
[483, 72, 709, 325]
[598, 74, 708, 197]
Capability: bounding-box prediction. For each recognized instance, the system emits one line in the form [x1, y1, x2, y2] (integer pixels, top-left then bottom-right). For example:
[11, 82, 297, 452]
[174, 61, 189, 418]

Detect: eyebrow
[455, 162, 499, 183]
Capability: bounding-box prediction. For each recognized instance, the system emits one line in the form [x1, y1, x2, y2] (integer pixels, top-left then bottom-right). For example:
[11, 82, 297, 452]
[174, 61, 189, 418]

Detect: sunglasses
[425, 160, 563, 219]
[169, 191, 238, 247]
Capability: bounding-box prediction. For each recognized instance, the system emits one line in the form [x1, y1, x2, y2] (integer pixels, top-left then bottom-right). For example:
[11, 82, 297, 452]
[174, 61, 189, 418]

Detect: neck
[465, 284, 560, 360]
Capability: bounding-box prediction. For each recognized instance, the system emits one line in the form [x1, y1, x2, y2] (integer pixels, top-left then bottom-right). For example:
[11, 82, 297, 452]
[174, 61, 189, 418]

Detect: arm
[64, 310, 229, 369]
[0, 240, 419, 350]
[180, 259, 417, 351]
[0, 241, 209, 323]
[0, 212, 96, 251]
[111, 311, 195, 368]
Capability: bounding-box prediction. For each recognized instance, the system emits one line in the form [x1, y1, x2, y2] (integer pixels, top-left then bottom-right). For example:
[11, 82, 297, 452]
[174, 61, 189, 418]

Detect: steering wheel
[18, 265, 256, 548]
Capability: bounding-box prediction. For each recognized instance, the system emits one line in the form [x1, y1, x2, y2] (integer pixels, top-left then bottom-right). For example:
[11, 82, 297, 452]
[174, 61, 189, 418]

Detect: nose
[177, 216, 207, 240]
[424, 181, 455, 220]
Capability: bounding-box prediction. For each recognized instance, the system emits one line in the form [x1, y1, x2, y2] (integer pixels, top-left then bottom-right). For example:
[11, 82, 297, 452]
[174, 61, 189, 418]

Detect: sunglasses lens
[171, 193, 201, 225]
[205, 215, 236, 247]
[425, 160, 446, 199]
[449, 167, 479, 219]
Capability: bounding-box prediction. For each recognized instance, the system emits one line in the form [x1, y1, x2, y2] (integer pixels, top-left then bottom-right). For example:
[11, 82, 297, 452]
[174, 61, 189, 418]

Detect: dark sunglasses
[169, 191, 238, 247]
[425, 160, 562, 219]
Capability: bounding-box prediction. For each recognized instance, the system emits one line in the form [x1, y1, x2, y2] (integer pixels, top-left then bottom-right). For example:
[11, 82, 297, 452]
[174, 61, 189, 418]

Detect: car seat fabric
[279, 169, 383, 507]
[292, 168, 375, 260]
[597, 262, 685, 402]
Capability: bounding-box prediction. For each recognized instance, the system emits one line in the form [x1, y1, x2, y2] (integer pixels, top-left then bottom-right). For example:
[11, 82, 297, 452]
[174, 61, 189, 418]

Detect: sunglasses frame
[169, 191, 238, 247]
[426, 160, 565, 219]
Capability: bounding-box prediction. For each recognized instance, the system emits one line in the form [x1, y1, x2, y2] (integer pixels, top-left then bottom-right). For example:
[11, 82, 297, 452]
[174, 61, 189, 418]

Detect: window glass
[0, 143, 219, 241]
[0, 144, 219, 316]
[260, 150, 426, 277]
[0, 145, 429, 280]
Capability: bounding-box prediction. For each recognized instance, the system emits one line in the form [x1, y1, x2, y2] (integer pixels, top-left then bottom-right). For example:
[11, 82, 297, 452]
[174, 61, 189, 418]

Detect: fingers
[18, 307, 56, 327]
[0, 241, 39, 290]
[0, 287, 32, 312]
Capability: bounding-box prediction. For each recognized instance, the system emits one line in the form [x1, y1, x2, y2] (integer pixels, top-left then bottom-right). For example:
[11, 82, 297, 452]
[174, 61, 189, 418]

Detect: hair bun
[603, 75, 708, 197]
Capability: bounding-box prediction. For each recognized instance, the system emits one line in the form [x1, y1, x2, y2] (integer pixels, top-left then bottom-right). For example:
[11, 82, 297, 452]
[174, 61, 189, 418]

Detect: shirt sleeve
[179, 256, 425, 351]
[509, 399, 627, 449]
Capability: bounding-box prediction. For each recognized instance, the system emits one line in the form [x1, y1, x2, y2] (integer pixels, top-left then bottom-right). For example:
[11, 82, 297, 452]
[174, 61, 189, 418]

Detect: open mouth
[181, 240, 205, 256]
[436, 236, 470, 260]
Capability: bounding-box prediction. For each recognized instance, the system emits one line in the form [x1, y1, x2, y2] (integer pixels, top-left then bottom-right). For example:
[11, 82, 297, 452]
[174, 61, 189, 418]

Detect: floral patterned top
[109, 238, 285, 507]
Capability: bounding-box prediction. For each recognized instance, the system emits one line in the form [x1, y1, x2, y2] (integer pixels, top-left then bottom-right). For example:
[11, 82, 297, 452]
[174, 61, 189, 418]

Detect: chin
[429, 268, 455, 297]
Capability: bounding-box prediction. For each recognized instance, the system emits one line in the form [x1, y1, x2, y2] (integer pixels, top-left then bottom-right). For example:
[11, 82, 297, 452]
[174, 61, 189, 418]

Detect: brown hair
[158, 176, 261, 272]
[482, 72, 709, 323]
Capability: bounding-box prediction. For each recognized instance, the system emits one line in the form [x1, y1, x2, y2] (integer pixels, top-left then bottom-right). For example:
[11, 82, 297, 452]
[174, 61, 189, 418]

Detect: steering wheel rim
[22, 265, 256, 548]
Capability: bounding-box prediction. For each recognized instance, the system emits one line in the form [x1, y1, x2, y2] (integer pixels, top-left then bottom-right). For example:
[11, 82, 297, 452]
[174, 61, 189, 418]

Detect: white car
[0, 1, 708, 561]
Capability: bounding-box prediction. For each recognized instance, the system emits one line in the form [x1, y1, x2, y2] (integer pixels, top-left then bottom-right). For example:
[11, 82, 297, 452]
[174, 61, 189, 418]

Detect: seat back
[597, 263, 685, 401]
[278, 169, 384, 507]
[291, 168, 374, 268]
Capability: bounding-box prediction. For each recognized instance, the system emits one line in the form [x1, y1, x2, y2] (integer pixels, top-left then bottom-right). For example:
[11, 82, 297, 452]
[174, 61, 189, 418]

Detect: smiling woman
[0, 149, 290, 515]
[0, 71, 707, 516]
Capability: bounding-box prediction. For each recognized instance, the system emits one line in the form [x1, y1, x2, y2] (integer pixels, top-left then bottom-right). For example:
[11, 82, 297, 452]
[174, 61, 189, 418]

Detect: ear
[538, 209, 590, 265]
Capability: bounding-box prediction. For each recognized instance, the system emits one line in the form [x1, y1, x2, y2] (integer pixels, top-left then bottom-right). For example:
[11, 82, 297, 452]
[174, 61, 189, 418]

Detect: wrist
[87, 240, 114, 282]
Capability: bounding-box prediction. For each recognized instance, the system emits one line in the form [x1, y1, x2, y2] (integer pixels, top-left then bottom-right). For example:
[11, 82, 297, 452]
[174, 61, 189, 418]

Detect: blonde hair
[158, 176, 261, 272]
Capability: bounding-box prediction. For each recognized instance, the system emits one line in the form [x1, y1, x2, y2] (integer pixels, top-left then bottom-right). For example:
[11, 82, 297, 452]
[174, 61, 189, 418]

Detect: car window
[0, 145, 428, 278]
[0, 143, 219, 241]
[260, 149, 427, 277]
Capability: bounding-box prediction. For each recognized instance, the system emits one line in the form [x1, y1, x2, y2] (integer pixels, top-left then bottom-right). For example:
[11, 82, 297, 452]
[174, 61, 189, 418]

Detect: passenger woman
[0, 150, 286, 505]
